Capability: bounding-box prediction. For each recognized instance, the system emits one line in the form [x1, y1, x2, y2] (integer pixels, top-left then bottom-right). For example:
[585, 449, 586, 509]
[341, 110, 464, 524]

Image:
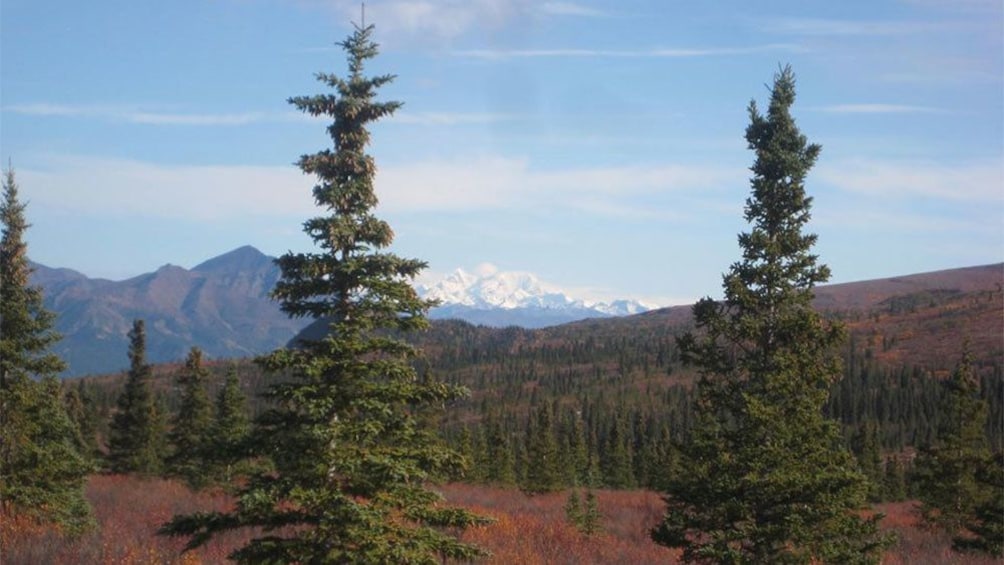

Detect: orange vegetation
[2, 475, 998, 564]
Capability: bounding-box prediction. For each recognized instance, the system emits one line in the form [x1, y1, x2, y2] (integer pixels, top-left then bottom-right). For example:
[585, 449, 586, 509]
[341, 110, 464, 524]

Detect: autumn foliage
[4, 474, 1000, 565]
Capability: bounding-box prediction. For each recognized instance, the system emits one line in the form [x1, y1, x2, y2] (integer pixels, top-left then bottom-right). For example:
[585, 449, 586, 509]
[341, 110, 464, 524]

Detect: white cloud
[389, 111, 516, 125]
[899, 0, 1003, 14]
[817, 158, 1004, 202]
[453, 44, 801, 60]
[763, 17, 958, 36]
[376, 156, 740, 214]
[17, 154, 739, 222]
[320, 0, 610, 39]
[817, 104, 943, 114]
[816, 206, 998, 235]
[4, 103, 266, 126]
[323, 0, 532, 40]
[20, 156, 315, 221]
[540, 2, 604, 17]
[6, 103, 519, 129]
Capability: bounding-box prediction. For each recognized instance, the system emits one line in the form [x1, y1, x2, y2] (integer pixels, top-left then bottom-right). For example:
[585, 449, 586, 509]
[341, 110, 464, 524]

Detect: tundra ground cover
[3, 475, 997, 564]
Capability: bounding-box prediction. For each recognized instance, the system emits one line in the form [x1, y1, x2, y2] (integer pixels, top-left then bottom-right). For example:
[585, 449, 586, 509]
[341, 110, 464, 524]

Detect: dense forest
[65, 284, 1004, 497]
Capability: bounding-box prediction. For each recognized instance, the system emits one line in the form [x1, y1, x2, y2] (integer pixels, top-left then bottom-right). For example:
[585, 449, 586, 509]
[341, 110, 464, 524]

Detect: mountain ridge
[30, 246, 309, 377]
[29, 245, 1002, 377]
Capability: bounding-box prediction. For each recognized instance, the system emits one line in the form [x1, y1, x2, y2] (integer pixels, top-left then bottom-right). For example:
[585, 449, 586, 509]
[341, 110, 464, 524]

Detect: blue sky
[2, 0, 1001, 305]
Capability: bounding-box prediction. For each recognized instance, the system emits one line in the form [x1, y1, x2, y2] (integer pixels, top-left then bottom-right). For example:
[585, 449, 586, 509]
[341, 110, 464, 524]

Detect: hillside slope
[32, 246, 310, 376]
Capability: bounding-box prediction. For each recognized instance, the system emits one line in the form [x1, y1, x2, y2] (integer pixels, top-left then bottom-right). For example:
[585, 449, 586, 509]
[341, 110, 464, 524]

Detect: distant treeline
[67, 313, 1003, 500]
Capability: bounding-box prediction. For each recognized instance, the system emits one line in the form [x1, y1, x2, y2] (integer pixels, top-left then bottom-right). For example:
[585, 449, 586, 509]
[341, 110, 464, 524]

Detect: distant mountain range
[30, 247, 655, 376]
[417, 268, 653, 328]
[30, 246, 309, 377]
[28, 244, 1002, 377]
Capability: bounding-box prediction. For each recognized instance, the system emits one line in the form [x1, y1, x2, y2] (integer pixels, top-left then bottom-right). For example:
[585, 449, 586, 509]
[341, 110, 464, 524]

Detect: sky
[2, 0, 1001, 306]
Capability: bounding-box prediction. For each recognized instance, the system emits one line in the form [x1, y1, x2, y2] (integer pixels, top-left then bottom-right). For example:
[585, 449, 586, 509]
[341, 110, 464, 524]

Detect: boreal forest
[2, 21, 1002, 565]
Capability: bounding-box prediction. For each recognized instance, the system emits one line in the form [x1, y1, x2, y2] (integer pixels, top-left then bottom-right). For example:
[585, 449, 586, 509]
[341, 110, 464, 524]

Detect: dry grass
[2, 476, 997, 564]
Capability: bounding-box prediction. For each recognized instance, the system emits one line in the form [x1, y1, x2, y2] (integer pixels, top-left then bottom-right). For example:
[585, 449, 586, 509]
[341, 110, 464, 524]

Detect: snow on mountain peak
[417, 266, 651, 316]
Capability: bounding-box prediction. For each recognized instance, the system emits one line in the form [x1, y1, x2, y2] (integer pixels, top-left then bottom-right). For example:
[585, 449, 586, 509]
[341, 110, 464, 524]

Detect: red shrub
[3, 478, 997, 564]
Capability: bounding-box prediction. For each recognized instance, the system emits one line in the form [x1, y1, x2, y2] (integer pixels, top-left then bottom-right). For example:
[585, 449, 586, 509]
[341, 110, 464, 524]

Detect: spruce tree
[652, 66, 890, 564]
[602, 415, 635, 489]
[63, 383, 100, 461]
[484, 415, 516, 485]
[564, 490, 584, 529]
[161, 24, 488, 564]
[851, 420, 883, 502]
[581, 490, 602, 536]
[882, 455, 908, 502]
[167, 347, 214, 488]
[522, 401, 563, 494]
[107, 319, 165, 475]
[211, 366, 251, 485]
[0, 166, 93, 535]
[953, 451, 1004, 556]
[914, 347, 995, 541]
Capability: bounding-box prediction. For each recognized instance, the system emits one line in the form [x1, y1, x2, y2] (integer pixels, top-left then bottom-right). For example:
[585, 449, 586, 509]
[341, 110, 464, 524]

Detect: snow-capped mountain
[416, 267, 653, 328]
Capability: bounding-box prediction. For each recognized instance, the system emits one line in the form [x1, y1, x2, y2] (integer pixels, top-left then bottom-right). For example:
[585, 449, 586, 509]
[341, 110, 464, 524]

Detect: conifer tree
[602, 415, 635, 489]
[167, 347, 214, 488]
[161, 23, 488, 563]
[883, 455, 908, 502]
[63, 383, 100, 461]
[107, 319, 165, 475]
[914, 347, 994, 540]
[522, 401, 563, 494]
[0, 166, 93, 535]
[211, 366, 250, 485]
[652, 66, 890, 563]
[581, 490, 602, 535]
[484, 415, 516, 485]
[565, 489, 584, 528]
[852, 420, 884, 502]
[566, 411, 589, 486]
[953, 451, 1004, 556]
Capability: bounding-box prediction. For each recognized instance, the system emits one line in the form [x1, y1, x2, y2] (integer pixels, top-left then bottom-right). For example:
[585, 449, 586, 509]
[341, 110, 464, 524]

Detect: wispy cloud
[20, 156, 315, 221]
[818, 158, 1004, 202]
[318, 0, 612, 40]
[453, 44, 801, 60]
[899, 0, 1003, 14]
[18, 154, 740, 221]
[763, 17, 958, 36]
[817, 206, 998, 235]
[389, 112, 516, 125]
[6, 103, 518, 128]
[816, 103, 944, 114]
[5, 103, 266, 126]
[377, 156, 741, 215]
[540, 2, 605, 17]
[320, 0, 531, 40]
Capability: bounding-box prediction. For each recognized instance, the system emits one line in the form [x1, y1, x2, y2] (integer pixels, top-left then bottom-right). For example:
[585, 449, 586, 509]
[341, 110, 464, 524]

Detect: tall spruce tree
[954, 451, 1004, 556]
[167, 347, 214, 488]
[107, 319, 165, 475]
[211, 366, 251, 485]
[522, 401, 563, 494]
[161, 24, 488, 563]
[0, 167, 93, 535]
[652, 66, 890, 564]
[914, 346, 995, 544]
[851, 420, 884, 502]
